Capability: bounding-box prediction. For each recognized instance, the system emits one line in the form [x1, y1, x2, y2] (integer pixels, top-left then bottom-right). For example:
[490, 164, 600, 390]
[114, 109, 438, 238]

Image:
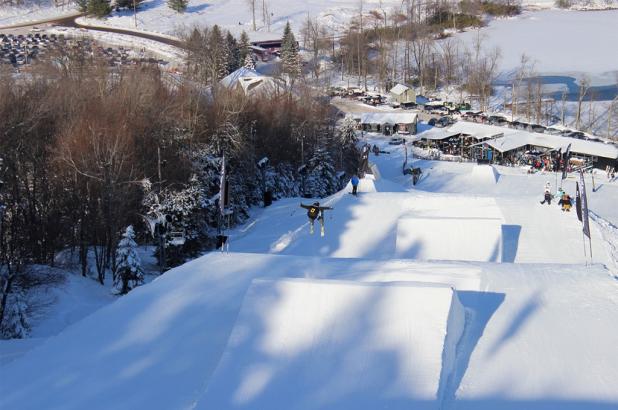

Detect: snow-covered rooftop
[389, 83, 411, 96]
[220, 67, 260, 88]
[417, 128, 460, 141]
[360, 112, 418, 125]
[453, 123, 618, 159]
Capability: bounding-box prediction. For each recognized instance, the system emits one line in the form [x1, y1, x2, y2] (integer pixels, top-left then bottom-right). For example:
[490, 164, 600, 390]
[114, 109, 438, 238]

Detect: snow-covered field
[0, 0, 78, 28]
[75, 0, 406, 39]
[1, 130, 617, 409]
[454, 9, 618, 86]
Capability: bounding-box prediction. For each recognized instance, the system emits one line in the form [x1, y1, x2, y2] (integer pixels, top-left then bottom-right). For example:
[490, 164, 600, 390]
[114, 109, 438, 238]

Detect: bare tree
[576, 76, 590, 130]
[246, 0, 257, 31]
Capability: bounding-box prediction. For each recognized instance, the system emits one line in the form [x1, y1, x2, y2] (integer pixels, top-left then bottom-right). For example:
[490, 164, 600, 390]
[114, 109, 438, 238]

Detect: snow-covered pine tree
[337, 117, 361, 172]
[76, 0, 88, 12]
[87, 0, 112, 17]
[167, 0, 188, 13]
[114, 225, 144, 295]
[338, 117, 359, 147]
[243, 53, 256, 70]
[115, 0, 145, 9]
[208, 25, 229, 82]
[280, 22, 302, 81]
[226, 32, 241, 74]
[238, 31, 251, 66]
[0, 289, 29, 339]
[305, 147, 338, 198]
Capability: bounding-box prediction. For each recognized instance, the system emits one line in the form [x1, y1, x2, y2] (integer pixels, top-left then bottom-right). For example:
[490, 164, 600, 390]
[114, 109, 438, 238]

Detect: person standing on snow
[556, 187, 565, 203]
[351, 174, 360, 196]
[540, 182, 552, 205]
[558, 192, 572, 212]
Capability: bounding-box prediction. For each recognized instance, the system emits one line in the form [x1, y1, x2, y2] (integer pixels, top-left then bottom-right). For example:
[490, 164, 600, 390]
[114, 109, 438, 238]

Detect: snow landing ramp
[468, 164, 500, 185]
[198, 278, 465, 410]
[396, 217, 502, 261]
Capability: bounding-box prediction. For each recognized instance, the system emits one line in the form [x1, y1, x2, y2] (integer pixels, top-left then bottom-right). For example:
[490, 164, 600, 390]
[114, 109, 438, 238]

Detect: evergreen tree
[114, 226, 144, 295]
[305, 147, 338, 198]
[87, 0, 112, 17]
[167, 0, 188, 13]
[208, 25, 229, 81]
[226, 32, 241, 74]
[243, 53, 256, 70]
[280, 22, 302, 81]
[76, 0, 89, 12]
[238, 31, 251, 66]
[337, 118, 360, 173]
[0, 289, 29, 339]
[115, 0, 145, 9]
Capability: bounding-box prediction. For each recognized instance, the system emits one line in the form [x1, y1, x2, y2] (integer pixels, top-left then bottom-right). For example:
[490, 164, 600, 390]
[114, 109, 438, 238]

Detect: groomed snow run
[1, 253, 617, 409]
[1, 132, 617, 409]
[199, 278, 465, 409]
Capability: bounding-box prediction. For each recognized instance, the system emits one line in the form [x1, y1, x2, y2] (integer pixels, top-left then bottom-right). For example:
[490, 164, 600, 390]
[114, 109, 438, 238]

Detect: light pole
[133, 0, 137, 28]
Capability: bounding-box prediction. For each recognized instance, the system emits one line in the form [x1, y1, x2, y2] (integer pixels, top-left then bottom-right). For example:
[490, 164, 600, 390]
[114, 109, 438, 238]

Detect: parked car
[389, 136, 405, 145]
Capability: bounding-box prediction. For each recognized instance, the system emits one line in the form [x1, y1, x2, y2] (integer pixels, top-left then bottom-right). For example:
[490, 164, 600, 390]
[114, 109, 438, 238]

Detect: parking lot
[0, 29, 170, 70]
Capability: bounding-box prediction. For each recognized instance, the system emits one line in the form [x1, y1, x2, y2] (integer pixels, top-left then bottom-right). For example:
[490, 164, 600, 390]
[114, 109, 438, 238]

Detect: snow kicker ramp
[469, 165, 500, 185]
[198, 278, 465, 410]
[396, 196, 504, 262]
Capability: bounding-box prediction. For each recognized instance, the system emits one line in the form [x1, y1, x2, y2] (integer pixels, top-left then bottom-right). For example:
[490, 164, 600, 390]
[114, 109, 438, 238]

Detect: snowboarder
[558, 192, 572, 212]
[540, 182, 552, 205]
[300, 202, 333, 236]
[556, 187, 565, 203]
[372, 144, 380, 156]
[350, 174, 360, 196]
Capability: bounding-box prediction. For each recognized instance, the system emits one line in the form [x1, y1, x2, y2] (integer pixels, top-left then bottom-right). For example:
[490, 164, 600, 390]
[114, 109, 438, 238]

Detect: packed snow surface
[1, 132, 617, 409]
[1, 253, 616, 409]
[200, 278, 465, 409]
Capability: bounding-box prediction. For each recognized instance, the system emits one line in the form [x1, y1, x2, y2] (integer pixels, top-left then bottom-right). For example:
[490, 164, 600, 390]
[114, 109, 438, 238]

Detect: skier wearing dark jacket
[300, 202, 333, 235]
[540, 183, 552, 205]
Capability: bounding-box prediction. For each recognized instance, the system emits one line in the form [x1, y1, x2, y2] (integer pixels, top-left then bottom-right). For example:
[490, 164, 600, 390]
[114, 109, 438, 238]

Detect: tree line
[0, 41, 357, 337]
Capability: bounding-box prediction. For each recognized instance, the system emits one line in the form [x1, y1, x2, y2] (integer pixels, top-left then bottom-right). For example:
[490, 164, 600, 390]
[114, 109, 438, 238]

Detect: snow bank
[199, 278, 465, 409]
[396, 217, 503, 262]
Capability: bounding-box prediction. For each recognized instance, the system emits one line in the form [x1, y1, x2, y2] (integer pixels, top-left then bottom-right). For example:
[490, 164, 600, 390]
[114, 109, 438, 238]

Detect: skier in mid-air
[300, 202, 333, 236]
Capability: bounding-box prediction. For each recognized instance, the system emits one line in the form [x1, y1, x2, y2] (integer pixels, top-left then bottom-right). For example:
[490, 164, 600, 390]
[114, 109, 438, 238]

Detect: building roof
[448, 122, 510, 140]
[454, 123, 618, 159]
[389, 83, 410, 95]
[360, 112, 418, 124]
[416, 128, 461, 141]
[220, 67, 260, 88]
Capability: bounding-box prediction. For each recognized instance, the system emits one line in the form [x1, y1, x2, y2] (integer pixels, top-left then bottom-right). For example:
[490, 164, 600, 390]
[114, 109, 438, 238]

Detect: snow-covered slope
[1, 132, 617, 409]
[200, 278, 465, 410]
[1, 252, 616, 409]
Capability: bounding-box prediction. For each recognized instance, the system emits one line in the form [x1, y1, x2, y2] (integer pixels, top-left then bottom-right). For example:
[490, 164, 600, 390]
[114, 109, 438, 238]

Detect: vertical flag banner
[575, 182, 582, 222]
[561, 143, 571, 180]
[579, 171, 590, 239]
[220, 154, 227, 216]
